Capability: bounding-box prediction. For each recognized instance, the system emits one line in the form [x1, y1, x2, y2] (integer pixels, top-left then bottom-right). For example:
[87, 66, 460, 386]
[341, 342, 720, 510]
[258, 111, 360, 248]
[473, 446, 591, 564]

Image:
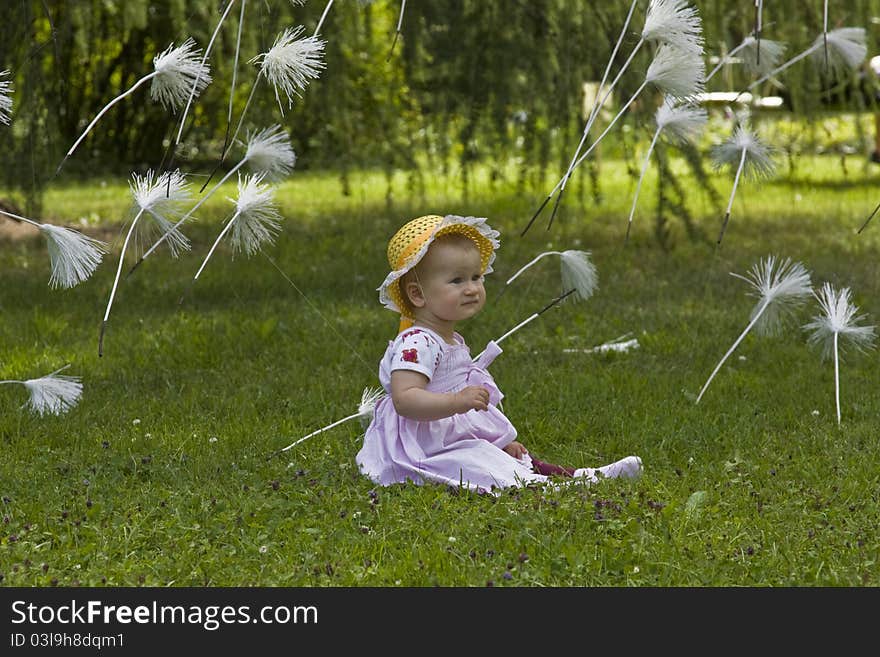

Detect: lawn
[1, 126, 879, 586]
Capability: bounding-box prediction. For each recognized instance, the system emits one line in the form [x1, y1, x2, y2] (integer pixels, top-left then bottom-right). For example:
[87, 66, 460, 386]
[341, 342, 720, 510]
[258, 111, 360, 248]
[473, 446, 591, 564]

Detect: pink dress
[356, 327, 550, 491]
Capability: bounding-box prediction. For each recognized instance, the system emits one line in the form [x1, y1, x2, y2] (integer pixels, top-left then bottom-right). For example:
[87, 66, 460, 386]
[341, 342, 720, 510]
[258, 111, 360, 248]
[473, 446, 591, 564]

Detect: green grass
[1, 144, 879, 587]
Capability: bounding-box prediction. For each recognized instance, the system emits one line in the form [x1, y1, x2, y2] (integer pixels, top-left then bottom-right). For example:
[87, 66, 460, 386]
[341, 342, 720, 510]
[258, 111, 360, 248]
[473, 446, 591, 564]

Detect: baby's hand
[454, 385, 490, 413]
[503, 441, 528, 459]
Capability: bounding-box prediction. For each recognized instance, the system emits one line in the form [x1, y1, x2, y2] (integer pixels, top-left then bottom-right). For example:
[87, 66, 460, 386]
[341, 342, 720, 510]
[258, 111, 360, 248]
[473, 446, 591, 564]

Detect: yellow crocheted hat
[378, 214, 500, 323]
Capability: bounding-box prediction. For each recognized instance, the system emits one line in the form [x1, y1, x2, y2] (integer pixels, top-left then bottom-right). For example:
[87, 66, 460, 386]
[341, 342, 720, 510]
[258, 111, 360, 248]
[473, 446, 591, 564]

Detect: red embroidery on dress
[402, 349, 419, 363]
[401, 329, 422, 340]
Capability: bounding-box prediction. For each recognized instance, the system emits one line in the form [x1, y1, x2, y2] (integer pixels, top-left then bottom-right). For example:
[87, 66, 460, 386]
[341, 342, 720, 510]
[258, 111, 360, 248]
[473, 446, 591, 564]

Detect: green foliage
[6, 2, 879, 215]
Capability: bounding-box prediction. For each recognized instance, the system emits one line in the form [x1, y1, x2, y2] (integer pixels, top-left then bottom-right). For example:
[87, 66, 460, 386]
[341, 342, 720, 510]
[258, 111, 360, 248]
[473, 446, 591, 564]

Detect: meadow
[1, 115, 879, 587]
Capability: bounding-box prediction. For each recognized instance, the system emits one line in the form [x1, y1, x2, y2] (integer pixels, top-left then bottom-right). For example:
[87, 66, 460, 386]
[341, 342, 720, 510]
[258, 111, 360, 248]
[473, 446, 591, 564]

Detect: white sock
[574, 455, 642, 482]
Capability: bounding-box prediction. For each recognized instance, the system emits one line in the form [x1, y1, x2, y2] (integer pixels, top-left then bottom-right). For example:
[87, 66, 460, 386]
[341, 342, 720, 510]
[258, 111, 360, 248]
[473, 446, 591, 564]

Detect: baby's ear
[404, 280, 426, 308]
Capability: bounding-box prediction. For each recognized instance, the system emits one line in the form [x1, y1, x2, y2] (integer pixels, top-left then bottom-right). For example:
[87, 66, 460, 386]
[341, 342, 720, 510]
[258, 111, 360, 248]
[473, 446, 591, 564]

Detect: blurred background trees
[1, 0, 879, 215]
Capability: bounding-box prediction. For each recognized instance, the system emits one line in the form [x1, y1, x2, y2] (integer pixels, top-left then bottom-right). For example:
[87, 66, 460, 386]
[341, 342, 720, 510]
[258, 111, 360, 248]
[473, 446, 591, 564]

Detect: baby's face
[415, 239, 485, 323]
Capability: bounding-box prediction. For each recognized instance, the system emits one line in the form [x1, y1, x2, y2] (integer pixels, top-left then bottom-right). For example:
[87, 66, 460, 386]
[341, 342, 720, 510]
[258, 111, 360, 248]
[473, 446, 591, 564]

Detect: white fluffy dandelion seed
[130, 168, 194, 257]
[733, 256, 813, 337]
[645, 44, 706, 99]
[192, 173, 281, 283]
[244, 124, 297, 180]
[279, 386, 386, 453]
[133, 126, 296, 274]
[250, 26, 325, 113]
[711, 124, 776, 245]
[803, 283, 876, 425]
[748, 27, 866, 91]
[150, 38, 213, 111]
[501, 250, 597, 302]
[358, 386, 386, 430]
[811, 27, 867, 76]
[713, 125, 775, 179]
[229, 174, 282, 256]
[696, 256, 813, 404]
[655, 97, 708, 145]
[58, 39, 210, 173]
[706, 35, 787, 81]
[40, 224, 107, 289]
[642, 0, 704, 55]
[1, 365, 83, 416]
[99, 170, 192, 356]
[0, 208, 107, 288]
[358, 386, 385, 418]
[0, 69, 13, 125]
[228, 25, 324, 150]
[805, 284, 876, 360]
[738, 36, 786, 76]
[560, 251, 598, 302]
[626, 98, 707, 241]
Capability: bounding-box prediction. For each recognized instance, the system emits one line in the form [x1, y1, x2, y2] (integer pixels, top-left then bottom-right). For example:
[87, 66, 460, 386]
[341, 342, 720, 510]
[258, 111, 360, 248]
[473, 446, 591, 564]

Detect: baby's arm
[391, 370, 489, 421]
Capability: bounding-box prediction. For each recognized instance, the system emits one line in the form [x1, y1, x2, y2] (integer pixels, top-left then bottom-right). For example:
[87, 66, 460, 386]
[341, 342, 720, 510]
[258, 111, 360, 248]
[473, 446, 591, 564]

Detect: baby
[356, 214, 642, 492]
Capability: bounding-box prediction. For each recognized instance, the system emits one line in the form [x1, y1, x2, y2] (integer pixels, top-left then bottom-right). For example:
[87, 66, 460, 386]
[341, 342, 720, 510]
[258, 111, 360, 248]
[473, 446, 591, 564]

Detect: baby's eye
[450, 277, 463, 284]
[472, 274, 483, 281]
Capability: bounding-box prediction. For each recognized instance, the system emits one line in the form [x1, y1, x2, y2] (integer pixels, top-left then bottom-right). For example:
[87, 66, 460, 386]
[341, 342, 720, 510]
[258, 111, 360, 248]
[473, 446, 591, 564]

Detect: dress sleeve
[388, 329, 443, 381]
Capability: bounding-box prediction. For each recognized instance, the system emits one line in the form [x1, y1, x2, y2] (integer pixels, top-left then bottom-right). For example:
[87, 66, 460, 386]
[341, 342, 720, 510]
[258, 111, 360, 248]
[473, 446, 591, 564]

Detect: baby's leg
[529, 456, 575, 477]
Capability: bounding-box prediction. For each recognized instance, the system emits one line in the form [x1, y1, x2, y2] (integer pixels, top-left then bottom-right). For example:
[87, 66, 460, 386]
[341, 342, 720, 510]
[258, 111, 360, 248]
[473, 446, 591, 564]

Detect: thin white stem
[626, 127, 662, 240]
[1, 368, 70, 387]
[583, 38, 645, 147]
[229, 0, 247, 124]
[561, 37, 645, 193]
[103, 208, 145, 323]
[521, 27, 641, 236]
[717, 148, 748, 245]
[585, 0, 638, 130]
[175, 0, 237, 145]
[66, 71, 159, 160]
[748, 43, 818, 90]
[833, 330, 841, 425]
[754, 0, 763, 65]
[478, 290, 574, 359]
[314, 0, 334, 36]
[46, 364, 72, 377]
[726, 148, 748, 217]
[0, 209, 40, 228]
[706, 39, 749, 82]
[567, 80, 649, 180]
[505, 251, 561, 286]
[228, 73, 262, 152]
[522, 83, 643, 229]
[396, 0, 407, 32]
[281, 410, 361, 452]
[696, 298, 769, 404]
[139, 158, 246, 264]
[495, 313, 540, 346]
[193, 211, 241, 281]
[823, 0, 829, 67]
